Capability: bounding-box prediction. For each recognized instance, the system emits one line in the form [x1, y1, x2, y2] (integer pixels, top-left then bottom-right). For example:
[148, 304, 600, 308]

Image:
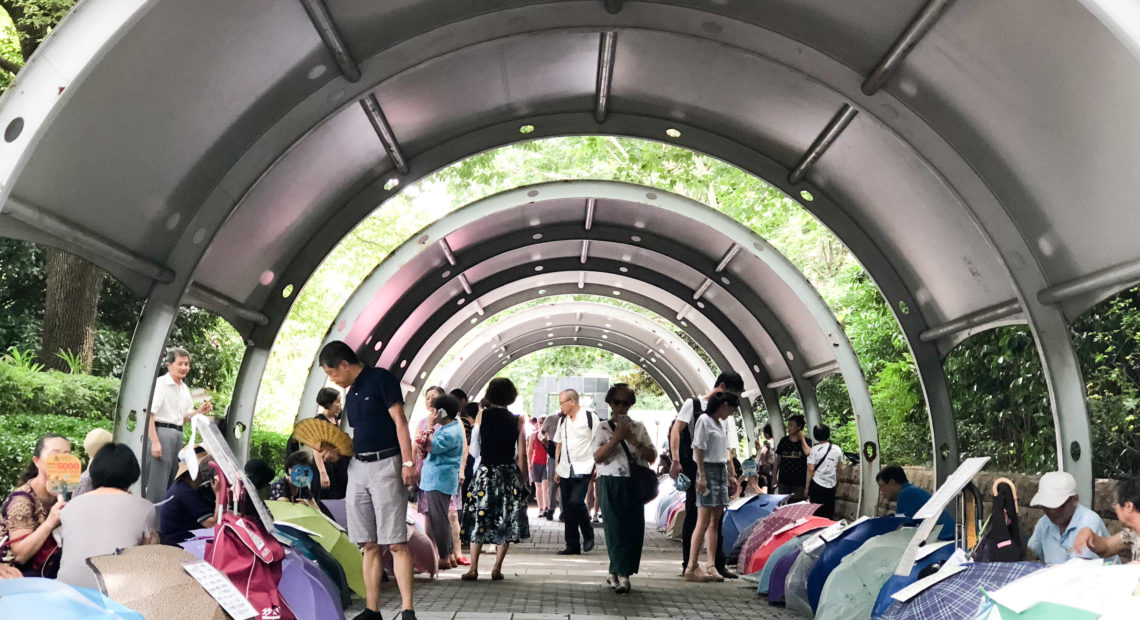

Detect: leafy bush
[248, 426, 289, 478]
[0, 413, 112, 494]
[0, 361, 119, 420]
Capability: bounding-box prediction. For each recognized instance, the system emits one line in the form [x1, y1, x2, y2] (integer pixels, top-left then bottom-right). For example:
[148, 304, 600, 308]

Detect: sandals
[615, 577, 631, 594]
[460, 571, 479, 581]
[606, 575, 618, 589]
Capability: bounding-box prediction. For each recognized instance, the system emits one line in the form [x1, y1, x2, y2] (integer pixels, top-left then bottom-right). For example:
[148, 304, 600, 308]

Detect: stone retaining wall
[833, 464, 1122, 540]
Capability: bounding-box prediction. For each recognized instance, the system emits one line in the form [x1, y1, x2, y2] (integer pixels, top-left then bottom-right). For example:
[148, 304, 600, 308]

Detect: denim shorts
[697, 463, 730, 507]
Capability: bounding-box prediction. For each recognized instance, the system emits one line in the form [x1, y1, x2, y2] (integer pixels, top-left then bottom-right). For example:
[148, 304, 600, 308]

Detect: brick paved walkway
[347, 508, 805, 620]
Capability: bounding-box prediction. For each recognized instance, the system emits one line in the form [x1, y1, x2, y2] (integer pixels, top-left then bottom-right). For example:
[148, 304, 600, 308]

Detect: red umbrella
[744, 515, 834, 574]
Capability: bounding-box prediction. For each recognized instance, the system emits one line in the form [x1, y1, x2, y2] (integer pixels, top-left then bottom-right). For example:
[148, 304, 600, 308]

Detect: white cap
[1029, 471, 1077, 509]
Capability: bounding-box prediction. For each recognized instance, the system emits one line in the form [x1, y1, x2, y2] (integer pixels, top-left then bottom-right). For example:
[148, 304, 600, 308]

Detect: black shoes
[556, 547, 581, 555]
[583, 538, 595, 553]
[716, 567, 739, 580]
[351, 610, 382, 620]
[399, 611, 418, 620]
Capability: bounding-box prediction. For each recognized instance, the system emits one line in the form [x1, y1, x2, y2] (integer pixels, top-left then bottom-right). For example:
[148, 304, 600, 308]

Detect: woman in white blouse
[592, 384, 656, 594]
[684, 391, 740, 582]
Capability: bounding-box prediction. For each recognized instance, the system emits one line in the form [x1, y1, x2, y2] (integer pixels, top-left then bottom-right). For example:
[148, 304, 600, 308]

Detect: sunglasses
[611, 399, 632, 407]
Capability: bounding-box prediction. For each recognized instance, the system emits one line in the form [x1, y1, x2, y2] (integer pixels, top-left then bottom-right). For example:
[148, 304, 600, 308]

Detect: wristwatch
[402, 460, 414, 468]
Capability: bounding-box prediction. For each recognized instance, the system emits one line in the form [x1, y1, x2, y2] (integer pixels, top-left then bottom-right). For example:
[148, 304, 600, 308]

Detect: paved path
[348, 508, 804, 620]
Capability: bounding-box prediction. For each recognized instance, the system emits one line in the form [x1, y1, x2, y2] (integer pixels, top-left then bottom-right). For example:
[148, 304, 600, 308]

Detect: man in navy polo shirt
[321, 341, 418, 620]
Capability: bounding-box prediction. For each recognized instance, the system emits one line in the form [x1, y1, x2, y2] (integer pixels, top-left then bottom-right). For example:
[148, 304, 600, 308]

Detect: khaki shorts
[347, 455, 410, 546]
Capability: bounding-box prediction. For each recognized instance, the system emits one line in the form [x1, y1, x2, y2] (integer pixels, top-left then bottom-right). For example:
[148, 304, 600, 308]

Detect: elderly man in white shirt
[553, 389, 597, 555]
[144, 347, 212, 502]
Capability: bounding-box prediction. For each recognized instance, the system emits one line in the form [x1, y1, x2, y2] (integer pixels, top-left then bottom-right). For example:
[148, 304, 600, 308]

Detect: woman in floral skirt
[460, 377, 530, 581]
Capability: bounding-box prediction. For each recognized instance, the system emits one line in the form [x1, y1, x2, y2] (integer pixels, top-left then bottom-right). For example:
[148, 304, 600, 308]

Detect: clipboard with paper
[893, 456, 990, 577]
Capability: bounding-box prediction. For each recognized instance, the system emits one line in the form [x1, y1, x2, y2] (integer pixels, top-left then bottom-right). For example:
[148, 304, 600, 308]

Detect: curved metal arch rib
[432, 302, 715, 405]
[295, 182, 877, 512]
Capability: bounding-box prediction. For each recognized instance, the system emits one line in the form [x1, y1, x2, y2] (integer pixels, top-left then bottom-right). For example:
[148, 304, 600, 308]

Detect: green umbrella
[266, 500, 365, 597]
[814, 527, 916, 620]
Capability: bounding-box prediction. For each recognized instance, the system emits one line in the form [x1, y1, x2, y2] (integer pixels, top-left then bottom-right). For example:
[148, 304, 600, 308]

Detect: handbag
[204, 462, 295, 620]
[614, 423, 658, 505]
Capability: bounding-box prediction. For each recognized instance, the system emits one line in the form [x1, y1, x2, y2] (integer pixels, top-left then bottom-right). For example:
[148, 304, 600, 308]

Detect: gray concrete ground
[346, 507, 804, 620]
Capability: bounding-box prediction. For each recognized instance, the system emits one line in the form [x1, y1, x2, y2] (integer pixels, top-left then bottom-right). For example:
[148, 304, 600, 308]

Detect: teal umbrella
[0, 577, 144, 619]
[815, 527, 916, 620]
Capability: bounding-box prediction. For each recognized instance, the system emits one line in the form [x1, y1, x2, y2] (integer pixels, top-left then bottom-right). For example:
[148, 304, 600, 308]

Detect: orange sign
[45, 453, 83, 495]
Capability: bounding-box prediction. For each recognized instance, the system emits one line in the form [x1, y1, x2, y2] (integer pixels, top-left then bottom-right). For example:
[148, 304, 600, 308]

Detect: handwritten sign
[182, 560, 258, 620]
[45, 453, 82, 496]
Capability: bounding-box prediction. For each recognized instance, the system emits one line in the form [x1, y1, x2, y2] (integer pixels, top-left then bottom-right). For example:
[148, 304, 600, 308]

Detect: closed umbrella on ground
[0, 577, 145, 620]
[665, 503, 686, 539]
[280, 548, 344, 620]
[735, 501, 819, 573]
[85, 545, 227, 620]
[744, 516, 834, 575]
[766, 545, 803, 604]
[879, 561, 1046, 620]
[757, 531, 815, 595]
[720, 494, 789, 557]
[807, 515, 906, 612]
[267, 499, 365, 597]
[814, 527, 916, 620]
[872, 541, 957, 618]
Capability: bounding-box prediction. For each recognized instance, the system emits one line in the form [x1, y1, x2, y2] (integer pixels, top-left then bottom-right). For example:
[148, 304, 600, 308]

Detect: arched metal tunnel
[2, 0, 1139, 511]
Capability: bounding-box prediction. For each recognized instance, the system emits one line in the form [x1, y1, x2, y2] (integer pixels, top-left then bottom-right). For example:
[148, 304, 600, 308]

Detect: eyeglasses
[610, 399, 632, 407]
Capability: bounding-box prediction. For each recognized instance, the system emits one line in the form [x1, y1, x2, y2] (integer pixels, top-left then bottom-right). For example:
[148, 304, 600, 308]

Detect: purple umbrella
[322, 499, 349, 530]
[767, 546, 802, 604]
[280, 548, 344, 620]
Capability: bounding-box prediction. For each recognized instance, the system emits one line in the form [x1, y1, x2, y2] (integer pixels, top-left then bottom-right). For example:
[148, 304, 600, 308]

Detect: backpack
[204, 462, 294, 620]
[678, 398, 701, 471]
[972, 480, 1024, 563]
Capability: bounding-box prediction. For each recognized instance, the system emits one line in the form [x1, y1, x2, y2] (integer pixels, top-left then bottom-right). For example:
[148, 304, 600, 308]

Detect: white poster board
[182, 560, 258, 620]
[894, 456, 989, 576]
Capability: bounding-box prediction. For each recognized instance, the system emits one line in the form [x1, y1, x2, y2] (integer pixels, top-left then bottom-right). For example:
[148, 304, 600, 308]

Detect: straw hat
[83, 428, 113, 458]
[292, 418, 353, 457]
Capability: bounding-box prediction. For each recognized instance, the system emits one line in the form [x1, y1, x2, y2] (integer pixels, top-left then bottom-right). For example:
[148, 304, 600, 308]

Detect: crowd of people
[2, 340, 1138, 620]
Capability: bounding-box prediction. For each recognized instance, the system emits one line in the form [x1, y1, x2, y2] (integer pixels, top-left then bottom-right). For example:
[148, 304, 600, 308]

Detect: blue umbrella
[0, 577, 144, 619]
[879, 562, 1046, 620]
[807, 515, 906, 612]
[872, 541, 957, 618]
[720, 493, 788, 557]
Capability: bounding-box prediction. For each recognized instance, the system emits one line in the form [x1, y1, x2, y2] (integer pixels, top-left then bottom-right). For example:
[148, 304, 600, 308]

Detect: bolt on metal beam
[802, 361, 840, 380]
[438, 239, 456, 266]
[594, 32, 618, 123]
[1037, 257, 1140, 305]
[919, 299, 1022, 342]
[580, 240, 590, 264]
[298, 0, 361, 82]
[186, 283, 270, 326]
[577, 271, 586, 289]
[788, 104, 858, 185]
[457, 274, 473, 295]
[585, 197, 596, 230]
[360, 94, 409, 175]
[692, 278, 713, 300]
[4, 196, 175, 283]
[715, 244, 741, 273]
[862, 0, 955, 96]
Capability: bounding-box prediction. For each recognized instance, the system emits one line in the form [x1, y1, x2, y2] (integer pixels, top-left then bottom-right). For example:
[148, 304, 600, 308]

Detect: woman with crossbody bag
[592, 384, 656, 594]
[805, 424, 842, 519]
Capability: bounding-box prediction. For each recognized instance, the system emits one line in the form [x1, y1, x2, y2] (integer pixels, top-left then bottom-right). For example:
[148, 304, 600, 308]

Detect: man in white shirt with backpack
[553, 389, 596, 555]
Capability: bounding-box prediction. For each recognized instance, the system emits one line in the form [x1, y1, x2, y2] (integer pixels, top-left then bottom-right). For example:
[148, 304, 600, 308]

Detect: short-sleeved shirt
[674, 398, 706, 426]
[1026, 504, 1108, 565]
[0, 483, 54, 540]
[421, 421, 464, 495]
[159, 481, 215, 545]
[594, 419, 652, 477]
[150, 373, 195, 425]
[345, 366, 404, 454]
[895, 482, 956, 541]
[555, 410, 596, 478]
[775, 436, 812, 487]
[58, 492, 156, 589]
[807, 442, 842, 489]
[691, 415, 729, 464]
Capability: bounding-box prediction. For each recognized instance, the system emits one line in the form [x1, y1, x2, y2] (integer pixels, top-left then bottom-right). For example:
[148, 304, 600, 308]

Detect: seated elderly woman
[159, 450, 218, 545]
[58, 443, 158, 589]
[0, 434, 72, 577]
[1074, 477, 1140, 564]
